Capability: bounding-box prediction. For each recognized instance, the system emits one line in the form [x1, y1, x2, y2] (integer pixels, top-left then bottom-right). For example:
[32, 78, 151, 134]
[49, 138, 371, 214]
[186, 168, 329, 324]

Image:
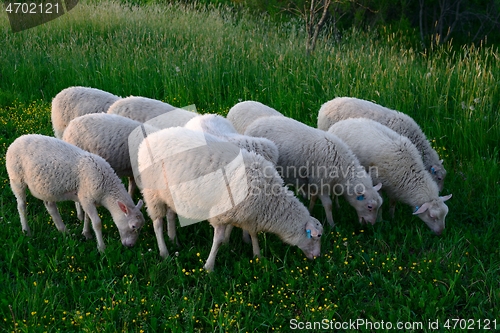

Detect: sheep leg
[204, 224, 226, 272]
[127, 177, 136, 197]
[308, 193, 318, 212]
[75, 202, 84, 221]
[43, 201, 67, 233]
[334, 195, 340, 209]
[319, 193, 335, 227]
[388, 199, 397, 219]
[224, 225, 251, 244]
[166, 207, 179, 246]
[249, 231, 261, 258]
[82, 212, 93, 239]
[223, 224, 234, 244]
[11, 181, 30, 236]
[153, 217, 169, 258]
[242, 230, 251, 244]
[80, 202, 105, 252]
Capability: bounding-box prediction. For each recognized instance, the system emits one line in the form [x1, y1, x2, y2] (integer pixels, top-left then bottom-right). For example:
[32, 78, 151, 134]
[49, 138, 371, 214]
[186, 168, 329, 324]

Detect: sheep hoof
[82, 231, 93, 240]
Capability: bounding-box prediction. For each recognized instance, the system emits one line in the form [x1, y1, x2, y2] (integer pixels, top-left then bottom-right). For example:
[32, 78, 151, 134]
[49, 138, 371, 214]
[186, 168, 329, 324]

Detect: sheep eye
[431, 167, 436, 175]
[356, 195, 364, 201]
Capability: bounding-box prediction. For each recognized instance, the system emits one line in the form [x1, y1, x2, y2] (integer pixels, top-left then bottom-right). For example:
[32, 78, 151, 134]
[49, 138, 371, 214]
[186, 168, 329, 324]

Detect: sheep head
[413, 194, 452, 235]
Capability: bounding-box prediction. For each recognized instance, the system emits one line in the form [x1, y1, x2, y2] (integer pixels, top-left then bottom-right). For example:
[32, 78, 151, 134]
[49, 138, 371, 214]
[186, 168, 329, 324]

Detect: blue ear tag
[306, 229, 311, 238]
[356, 195, 364, 201]
[414, 206, 420, 213]
[431, 167, 436, 175]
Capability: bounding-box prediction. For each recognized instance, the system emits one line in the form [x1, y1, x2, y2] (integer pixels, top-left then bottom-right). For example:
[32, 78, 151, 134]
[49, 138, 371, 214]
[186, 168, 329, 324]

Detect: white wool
[227, 100, 284, 134]
[51, 86, 120, 138]
[328, 118, 452, 235]
[245, 116, 383, 227]
[6, 134, 145, 251]
[184, 114, 279, 165]
[63, 113, 141, 179]
[107, 96, 177, 123]
[318, 97, 446, 190]
[137, 127, 323, 271]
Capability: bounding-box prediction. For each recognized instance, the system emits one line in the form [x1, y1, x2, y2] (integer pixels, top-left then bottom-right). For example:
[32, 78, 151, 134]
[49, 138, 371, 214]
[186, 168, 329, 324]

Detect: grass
[0, 0, 499, 331]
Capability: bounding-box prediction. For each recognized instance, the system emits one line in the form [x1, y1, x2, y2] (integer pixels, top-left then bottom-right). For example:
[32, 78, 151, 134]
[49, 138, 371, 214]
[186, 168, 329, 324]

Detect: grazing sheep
[227, 100, 284, 134]
[136, 127, 323, 271]
[107, 96, 177, 123]
[62, 113, 142, 195]
[184, 113, 279, 165]
[328, 118, 452, 235]
[317, 97, 446, 190]
[184, 113, 280, 243]
[6, 134, 145, 251]
[245, 116, 383, 227]
[51, 86, 120, 139]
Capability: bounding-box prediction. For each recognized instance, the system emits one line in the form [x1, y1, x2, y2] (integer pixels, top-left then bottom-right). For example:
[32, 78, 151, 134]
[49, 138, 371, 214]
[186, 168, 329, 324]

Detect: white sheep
[317, 97, 446, 190]
[328, 118, 452, 234]
[51, 86, 120, 139]
[184, 113, 280, 243]
[107, 96, 177, 123]
[245, 116, 383, 227]
[184, 113, 279, 165]
[6, 134, 145, 251]
[136, 127, 323, 271]
[227, 100, 284, 134]
[62, 113, 142, 196]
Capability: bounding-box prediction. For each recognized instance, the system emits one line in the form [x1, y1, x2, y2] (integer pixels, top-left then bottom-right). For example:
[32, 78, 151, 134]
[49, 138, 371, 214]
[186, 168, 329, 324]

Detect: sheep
[245, 116, 383, 228]
[317, 97, 446, 190]
[136, 127, 323, 271]
[328, 118, 452, 235]
[184, 113, 280, 243]
[51, 86, 120, 139]
[107, 96, 177, 123]
[227, 100, 284, 134]
[6, 134, 145, 251]
[184, 113, 279, 165]
[62, 113, 142, 202]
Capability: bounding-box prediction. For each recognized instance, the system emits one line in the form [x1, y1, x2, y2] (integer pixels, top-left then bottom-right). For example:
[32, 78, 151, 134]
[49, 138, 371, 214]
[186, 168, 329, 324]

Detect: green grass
[1, 1, 499, 332]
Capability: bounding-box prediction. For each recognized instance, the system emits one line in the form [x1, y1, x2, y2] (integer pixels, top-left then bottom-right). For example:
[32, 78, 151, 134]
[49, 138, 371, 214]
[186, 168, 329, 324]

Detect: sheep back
[227, 100, 284, 134]
[51, 86, 120, 138]
[107, 96, 176, 122]
[62, 113, 142, 178]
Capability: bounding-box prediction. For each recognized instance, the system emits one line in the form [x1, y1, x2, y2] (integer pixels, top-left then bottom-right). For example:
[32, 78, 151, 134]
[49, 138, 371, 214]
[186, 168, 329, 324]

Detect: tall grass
[1, 1, 499, 331]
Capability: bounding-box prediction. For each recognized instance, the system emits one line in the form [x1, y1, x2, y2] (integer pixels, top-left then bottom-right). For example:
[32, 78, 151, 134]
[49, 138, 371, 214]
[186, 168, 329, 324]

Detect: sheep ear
[413, 202, 431, 215]
[440, 194, 452, 202]
[118, 201, 129, 216]
[439, 159, 444, 164]
[135, 199, 143, 210]
[373, 182, 382, 191]
[305, 220, 322, 238]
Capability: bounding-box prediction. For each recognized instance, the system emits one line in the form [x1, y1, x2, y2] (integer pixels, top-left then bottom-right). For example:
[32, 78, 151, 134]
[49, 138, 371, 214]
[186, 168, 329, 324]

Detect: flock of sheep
[6, 86, 452, 271]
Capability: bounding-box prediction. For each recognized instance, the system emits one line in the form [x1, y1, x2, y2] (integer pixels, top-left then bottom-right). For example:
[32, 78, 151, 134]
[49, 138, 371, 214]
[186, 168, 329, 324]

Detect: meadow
[0, 0, 499, 332]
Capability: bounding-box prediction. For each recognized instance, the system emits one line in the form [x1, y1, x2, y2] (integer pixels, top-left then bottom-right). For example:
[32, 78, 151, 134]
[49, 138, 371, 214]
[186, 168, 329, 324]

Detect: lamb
[245, 116, 383, 227]
[51, 86, 120, 139]
[317, 97, 446, 190]
[136, 127, 323, 271]
[6, 134, 145, 251]
[184, 113, 279, 165]
[62, 113, 142, 200]
[107, 96, 177, 123]
[328, 118, 452, 235]
[227, 100, 284, 134]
